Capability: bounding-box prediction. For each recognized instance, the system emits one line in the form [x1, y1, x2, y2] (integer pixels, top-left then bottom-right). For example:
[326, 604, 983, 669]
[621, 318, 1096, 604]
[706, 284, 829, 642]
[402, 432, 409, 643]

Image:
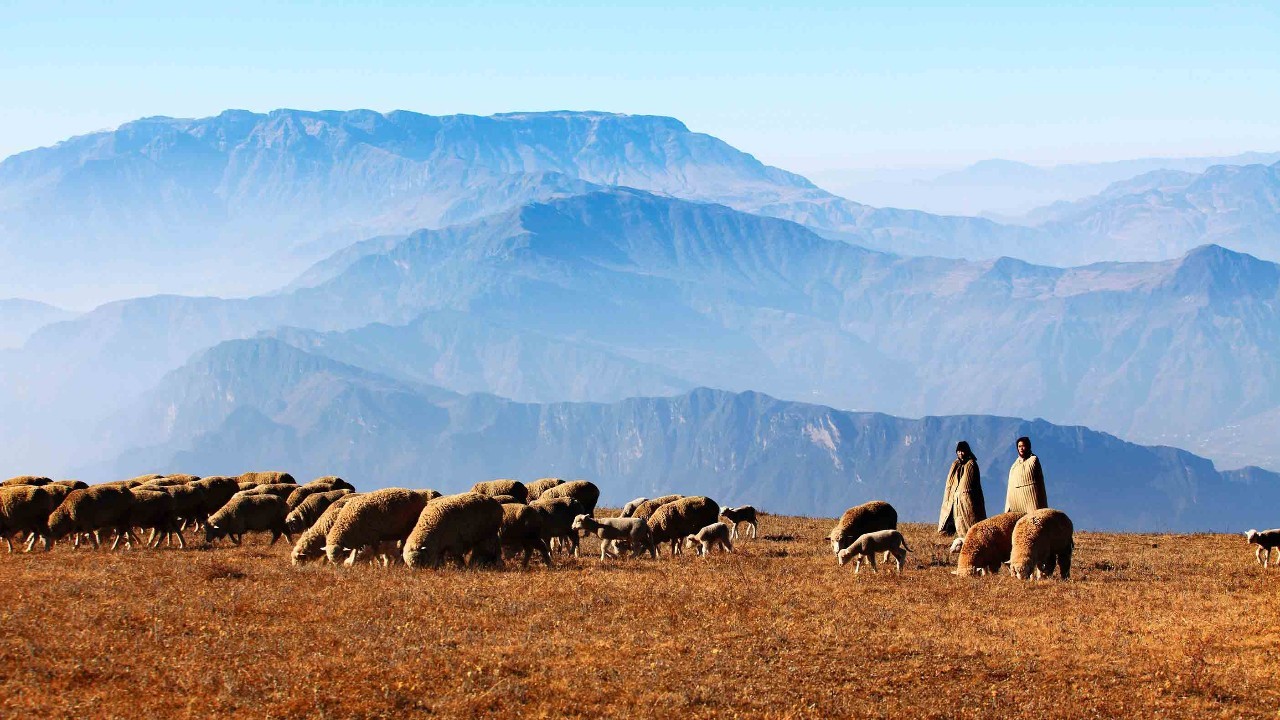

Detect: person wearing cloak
[1005, 436, 1048, 513]
[938, 441, 986, 536]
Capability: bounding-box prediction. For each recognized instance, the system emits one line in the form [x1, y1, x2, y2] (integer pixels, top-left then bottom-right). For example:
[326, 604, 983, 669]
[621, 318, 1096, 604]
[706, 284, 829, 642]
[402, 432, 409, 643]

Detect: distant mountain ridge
[93, 337, 1280, 532]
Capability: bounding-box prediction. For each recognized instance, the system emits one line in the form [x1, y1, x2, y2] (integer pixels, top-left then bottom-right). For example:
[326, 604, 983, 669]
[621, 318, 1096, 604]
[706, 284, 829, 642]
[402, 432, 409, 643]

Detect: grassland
[1, 514, 1276, 719]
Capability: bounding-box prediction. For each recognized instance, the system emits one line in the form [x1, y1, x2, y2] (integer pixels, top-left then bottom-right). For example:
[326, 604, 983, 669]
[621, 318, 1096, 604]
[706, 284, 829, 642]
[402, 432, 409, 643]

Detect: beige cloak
[1005, 454, 1048, 514]
[937, 458, 986, 536]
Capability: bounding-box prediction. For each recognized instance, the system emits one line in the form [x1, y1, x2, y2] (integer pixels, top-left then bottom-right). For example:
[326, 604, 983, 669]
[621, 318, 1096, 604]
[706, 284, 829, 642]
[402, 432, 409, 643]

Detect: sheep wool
[471, 479, 529, 505]
[0, 486, 66, 551]
[954, 511, 1025, 576]
[204, 494, 291, 546]
[285, 489, 353, 535]
[498, 502, 552, 567]
[828, 501, 898, 555]
[648, 496, 721, 555]
[1, 475, 52, 488]
[50, 480, 89, 490]
[238, 471, 297, 486]
[46, 485, 135, 547]
[404, 492, 505, 569]
[325, 488, 433, 564]
[524, 477, 564, 502]
[528, 496, 587, 556]
[291, 494, 358, 565]
[193, 476, 241, 520]
[537, 480, 600, 516]
[1009, 508, 1074, 580]
[631, 494, 685, 522]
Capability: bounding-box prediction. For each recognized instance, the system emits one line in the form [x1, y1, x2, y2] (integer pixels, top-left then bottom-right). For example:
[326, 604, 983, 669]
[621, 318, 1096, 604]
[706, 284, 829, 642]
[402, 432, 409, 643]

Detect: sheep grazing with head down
[285, 489, 354, 535]
[1, 476, 51, 488]
[648, 496, 721, 556]
[952, 511, 1025, 576]
[204, 494, 292, 546]
[325, 488, 435, 566]
[828, 501, 898, 556]
[525, 478, 564, 502]
[1008, 508, 1074, 580]
[472, 479, 529, 505]
[619, 497, 649, 518]
[528, 496, 587, 556]
[403, 492, 504, 569]
[631, 495, 685, 522]
[291, 494, 358, 565]
[47, 484, 136, 550]
[1244, 529, 1280, 567]
[719, 505, 759, 540]
[536, 480, 600, 517]
[498, 502, 552, 567]
[837, 529, 911, 574]
[684, 521, 734, 557]
[572, 514, 658, 559]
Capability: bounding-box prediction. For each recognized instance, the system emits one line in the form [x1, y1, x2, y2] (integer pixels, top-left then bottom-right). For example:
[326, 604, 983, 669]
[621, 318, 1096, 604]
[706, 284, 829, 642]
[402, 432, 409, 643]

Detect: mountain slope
[94, 338, 1280, 532]
[0, 298, 75, 349]
[0, 109, 1039, 305]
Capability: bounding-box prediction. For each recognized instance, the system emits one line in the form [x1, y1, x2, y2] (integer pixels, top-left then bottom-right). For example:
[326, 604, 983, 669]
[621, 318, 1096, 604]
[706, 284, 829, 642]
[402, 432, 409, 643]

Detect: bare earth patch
[1, 516, 1276, 718]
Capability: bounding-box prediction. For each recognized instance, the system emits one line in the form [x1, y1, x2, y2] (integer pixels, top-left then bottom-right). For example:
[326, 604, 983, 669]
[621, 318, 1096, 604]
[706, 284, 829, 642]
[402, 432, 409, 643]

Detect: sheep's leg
[3, 536, 12, 553]
[146, 528, 157, 547]
[854, 556, 863, 575]
[22, 534, 36, 553]
[750, 522, 758, 539]
[343, 548, 359, 567]
[1058, 547, 1072, 580]
[91, 530, 102, 550]
[127, 528, 142, 548]
[869, 553, 879, 573]
[174, 527, 186, 550]
[110, 531, 123, 551]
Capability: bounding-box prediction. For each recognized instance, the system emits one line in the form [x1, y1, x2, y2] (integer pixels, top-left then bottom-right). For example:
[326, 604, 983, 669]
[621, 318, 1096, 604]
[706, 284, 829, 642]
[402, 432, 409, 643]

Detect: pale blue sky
[1, 1, 1277, 174]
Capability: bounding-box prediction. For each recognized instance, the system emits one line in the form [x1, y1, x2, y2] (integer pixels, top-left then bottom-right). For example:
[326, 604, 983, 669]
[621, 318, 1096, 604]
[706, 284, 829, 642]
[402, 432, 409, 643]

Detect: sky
[1, 1, 1278, 175]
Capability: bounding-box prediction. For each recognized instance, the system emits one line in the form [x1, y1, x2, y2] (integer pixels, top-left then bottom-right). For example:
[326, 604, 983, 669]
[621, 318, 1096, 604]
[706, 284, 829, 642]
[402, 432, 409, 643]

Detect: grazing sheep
[285, 489, 353, 535]
[325, 489, 435, 566]
[403, 492, 504, 569]
[47, 485, 136, 550]
[498, 502, 553, 567]
[192, 476, 241, 524]
[525, 477, 564, 502]
[572, 514, 658, 560]
[148, 483, 208, 533]
[537, 480, 600, 517]
[631, 494, 685, 522]
[828, 501, 898, 555]
[648, 497, 721, 556]
[291, 494, 358, 565]
[837, 529, 912, 573]
[238, 471, 296, 485]
[528, 496, 587, 557]
[619, 497, 649, 518]
[684, 521, 734, 557]
[50, 480, 89, 490]
[1, 476, 51, 488]
[1008, 509, 1074, 580]
[719, 505, 759, 540]
[0, 485, 68, 552]
[471, 479, 529, 505]
[204, 495, 292, 546]
[1245, 529, 1280, 567]
[127, 490, 187, 549]
[952, 511, 1025, 576]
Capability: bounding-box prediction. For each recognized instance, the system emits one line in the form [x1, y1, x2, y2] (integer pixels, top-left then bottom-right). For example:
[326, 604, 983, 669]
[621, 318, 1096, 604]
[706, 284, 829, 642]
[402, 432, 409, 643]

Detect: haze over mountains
[1, 108, 1278, 528]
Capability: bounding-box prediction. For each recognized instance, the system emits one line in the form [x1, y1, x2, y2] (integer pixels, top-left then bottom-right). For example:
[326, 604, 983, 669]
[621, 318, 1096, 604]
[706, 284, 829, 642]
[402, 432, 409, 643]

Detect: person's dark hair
[1016, 436, 1031, 448]
[955, 441, 974, 461]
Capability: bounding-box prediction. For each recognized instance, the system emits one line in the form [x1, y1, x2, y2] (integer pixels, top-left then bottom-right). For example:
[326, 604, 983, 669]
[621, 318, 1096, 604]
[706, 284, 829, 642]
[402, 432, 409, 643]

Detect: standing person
[1005, 436, 1048, 513]
[938, 441, 986, 536]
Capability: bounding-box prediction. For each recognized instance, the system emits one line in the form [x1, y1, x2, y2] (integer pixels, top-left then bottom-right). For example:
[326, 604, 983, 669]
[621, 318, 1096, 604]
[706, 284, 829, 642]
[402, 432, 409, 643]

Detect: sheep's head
[570, 514, 591, 532]
[1245, 529, 1259, 544]
[285, 513, 306, 535]
[837, 546, 858, 566]
[1006, 559, 1035, 580]
[683, 535, 699, 548]
[204, 523, 227, 544]
[45, 509, 73, 540]
[402, 546, 428, 569]
[948, 536, 964, 554]
[324, 544, 346, 565]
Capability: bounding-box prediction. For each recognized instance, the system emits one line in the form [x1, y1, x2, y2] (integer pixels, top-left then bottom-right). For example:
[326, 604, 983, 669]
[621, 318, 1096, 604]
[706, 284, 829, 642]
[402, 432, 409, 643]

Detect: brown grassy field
[2, 513, 1277, 719]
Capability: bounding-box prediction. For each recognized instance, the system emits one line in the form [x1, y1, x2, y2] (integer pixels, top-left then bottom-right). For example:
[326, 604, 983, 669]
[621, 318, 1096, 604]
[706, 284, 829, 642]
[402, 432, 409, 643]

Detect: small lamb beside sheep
[572, 514, 657, 559]
[719, 505, 758, 540]
[684, 522, 733, 556]
[1245, 528, 1280, 567]
[836, 529, 911, 573]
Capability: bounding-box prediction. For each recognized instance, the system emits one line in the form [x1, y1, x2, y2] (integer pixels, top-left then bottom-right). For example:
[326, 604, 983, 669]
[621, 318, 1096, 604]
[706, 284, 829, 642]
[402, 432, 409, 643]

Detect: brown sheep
[538, 480, 600, 517]
[192, 476, 241, 524]
[236, 483, 298, 502]
[291, 494, 358, 565]
[498, 502, 552, 567]
[1009, 508, 1074, 580]
[286, 477, 356, 510]
[528, 496, 587, 556]
[238, 471, 296, 485]
[285, 489, 353, 535]
[525, 478, 564, 502]
[648, 496, 721, 556]
[1, 475, 52, 488]
[50, 480, 89, 490]
[404, 492, 505, 569]
[47, 485, 136, 550]
[471, 479, 529, 504]
[325, 489, 435, 566]
[631, 494, 684, 522]
[488, 494, 520, 505]
[205, 494, 291, 546]
[127, 490, 187, 549]
[828, 501, 898, 555]
[952, 511, 1025, 576]
[0, 485, 68, 552]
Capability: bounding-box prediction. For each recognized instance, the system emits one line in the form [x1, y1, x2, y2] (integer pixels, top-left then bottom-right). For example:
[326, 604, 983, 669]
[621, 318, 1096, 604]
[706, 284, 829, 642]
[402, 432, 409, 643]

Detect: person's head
[955, 441, 973, 462]
[1016, 436, 1032, 459]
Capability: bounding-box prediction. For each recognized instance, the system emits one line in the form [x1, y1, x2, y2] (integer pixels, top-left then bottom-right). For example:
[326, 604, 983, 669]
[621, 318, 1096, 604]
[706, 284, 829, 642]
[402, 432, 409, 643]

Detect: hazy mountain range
[0, 299, 74, 349]
[88, 337, 1278, 532]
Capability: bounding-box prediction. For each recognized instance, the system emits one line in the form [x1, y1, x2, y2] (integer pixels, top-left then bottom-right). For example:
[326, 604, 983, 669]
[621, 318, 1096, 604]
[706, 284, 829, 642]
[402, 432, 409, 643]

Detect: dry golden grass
[2, 514, 1277, 719]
